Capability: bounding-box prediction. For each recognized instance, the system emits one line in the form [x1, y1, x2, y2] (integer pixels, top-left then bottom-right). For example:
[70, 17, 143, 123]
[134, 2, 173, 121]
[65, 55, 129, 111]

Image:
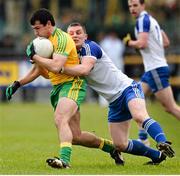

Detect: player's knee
[54, 115, 61, 126]
[133, 113, 146, 125]
[162, 102, 176, 114]
[54, 114, 68, 128]
[164, 106, 171, 113]
[54, 116, 60, 127]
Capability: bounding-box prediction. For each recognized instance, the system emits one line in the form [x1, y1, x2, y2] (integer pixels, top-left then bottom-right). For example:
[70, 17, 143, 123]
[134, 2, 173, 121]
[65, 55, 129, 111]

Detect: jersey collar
[138, 10, 148, 18]
[51, 27, 57, 36]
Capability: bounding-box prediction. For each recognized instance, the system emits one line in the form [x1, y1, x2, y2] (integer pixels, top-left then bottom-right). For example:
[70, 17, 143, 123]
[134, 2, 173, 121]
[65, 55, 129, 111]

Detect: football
[33, 37, 53, 58]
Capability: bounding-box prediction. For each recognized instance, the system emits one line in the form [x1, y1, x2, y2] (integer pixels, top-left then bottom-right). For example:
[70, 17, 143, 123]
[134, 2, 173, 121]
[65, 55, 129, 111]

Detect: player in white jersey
[124, 0, 180, 145]
[63, 22, 175, 164]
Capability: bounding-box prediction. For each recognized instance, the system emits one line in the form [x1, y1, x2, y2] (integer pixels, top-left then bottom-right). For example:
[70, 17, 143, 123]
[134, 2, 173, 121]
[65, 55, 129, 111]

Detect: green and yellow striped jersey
[48, 27, 80, 85]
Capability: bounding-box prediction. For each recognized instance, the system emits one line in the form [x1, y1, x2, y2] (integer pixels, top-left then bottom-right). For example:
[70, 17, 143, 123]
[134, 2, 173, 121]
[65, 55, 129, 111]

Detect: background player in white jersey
[123, 0, 180, 145]
[63, 22, 175, 165]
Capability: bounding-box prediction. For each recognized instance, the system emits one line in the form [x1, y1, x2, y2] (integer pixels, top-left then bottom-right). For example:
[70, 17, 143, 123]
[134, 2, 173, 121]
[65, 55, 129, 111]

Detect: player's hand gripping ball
[26, 37, 53, 63]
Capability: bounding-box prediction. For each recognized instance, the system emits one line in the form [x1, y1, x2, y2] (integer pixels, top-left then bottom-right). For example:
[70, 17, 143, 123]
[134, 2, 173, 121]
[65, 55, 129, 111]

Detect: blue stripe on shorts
[141, 66, 170, 93]
[108, 81, 144, 123]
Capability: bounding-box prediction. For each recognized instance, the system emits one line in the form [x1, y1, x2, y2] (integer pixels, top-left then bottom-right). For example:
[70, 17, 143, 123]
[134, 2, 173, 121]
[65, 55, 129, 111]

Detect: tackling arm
[63, 56, 96, 76]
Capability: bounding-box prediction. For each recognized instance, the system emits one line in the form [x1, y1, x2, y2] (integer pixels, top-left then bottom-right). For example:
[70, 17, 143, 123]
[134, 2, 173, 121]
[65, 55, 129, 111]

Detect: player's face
[67, 26, 87, 50]
[31, 21, 51, 38]
[128, 0, 145, 18]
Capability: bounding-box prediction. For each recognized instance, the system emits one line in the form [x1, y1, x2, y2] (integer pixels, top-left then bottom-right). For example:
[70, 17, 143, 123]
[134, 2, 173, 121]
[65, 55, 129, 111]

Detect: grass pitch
[0, 101, 180, 174]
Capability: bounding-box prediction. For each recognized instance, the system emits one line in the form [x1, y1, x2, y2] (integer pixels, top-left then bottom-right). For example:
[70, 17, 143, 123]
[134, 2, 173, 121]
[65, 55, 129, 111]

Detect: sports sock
[138, 129, 148, 140]
[142, 118, 166, 143]
[59, 142, 72, 164]
[124, 139, 160, 161]
[99, 138, 114, 153]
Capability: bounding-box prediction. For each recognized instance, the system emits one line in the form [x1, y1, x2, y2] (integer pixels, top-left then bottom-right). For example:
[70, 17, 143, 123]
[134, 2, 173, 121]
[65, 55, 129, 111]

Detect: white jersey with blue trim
[135, 11, 168, 71]
[79, 40, 133, 103]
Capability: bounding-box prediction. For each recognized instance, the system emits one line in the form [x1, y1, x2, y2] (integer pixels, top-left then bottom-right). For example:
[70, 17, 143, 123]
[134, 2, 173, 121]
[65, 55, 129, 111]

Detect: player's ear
[85, 34, 88, 39]
[47, 20, 52, 26]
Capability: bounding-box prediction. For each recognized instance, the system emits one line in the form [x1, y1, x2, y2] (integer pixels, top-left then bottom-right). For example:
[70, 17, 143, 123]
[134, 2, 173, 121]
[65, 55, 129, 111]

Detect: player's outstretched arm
[6, 81, 21, 100]
[19, 64, 42, 85]
[6, 64, 41, 100]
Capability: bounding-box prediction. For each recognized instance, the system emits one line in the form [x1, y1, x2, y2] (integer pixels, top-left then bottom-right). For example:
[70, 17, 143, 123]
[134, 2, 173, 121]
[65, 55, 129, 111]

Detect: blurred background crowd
[0, 0, 179, 102]
[0, 0, 180, 56]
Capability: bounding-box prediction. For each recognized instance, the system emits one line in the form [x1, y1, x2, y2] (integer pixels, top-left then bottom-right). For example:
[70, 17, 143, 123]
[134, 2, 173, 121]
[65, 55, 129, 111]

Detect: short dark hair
[139, 0, 145, 4]
[30, 8, 55, 26]
[68, 22, 87, 34]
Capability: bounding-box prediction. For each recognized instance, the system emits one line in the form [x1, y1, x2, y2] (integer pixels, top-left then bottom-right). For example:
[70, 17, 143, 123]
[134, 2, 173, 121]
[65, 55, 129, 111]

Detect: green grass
[0, 101, 180, 174]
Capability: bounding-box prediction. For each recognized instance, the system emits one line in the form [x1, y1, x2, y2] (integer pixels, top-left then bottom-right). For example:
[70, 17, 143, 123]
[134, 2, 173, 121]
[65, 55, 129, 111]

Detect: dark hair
[68, 22, 87, 34]
[139, 0, 145, 4]
[30, 8, 55, 26]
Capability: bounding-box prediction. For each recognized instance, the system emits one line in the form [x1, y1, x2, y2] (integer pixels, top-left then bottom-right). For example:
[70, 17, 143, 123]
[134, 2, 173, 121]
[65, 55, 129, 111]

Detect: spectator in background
[99, 28, 125, 107]
[88, 0, 107, 26]
[0, 34, 15, 50]
[100, 28, 125, 71]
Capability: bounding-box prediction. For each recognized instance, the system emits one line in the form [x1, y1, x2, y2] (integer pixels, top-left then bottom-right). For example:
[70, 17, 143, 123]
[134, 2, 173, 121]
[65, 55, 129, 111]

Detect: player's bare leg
[69, 111, 124, 165]
[47, 97, 78, 169]
[138, 82, 151, 146]
[109, 121, 130, 152]
[109, 120, 167, 164]
[155, 86, 180, 120]
[141, 82, 150, 95]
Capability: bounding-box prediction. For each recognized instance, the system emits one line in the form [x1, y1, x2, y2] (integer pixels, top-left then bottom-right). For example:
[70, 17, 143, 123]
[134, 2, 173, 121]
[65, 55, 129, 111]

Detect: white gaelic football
[33, 37, 53, 58]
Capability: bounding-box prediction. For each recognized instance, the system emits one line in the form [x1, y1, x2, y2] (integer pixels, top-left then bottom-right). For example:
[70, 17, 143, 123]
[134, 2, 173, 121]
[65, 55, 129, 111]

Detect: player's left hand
[6, 81, 21, 100]
[26, 42, 36, 63]
[123, 33, 131, 46]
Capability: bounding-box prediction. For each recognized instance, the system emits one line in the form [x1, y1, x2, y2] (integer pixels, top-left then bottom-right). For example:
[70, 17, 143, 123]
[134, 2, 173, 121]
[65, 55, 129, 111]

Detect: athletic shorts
[141, 66, 170, 93]
[50, 78, 87, 110]
[108, 81, 144, 123]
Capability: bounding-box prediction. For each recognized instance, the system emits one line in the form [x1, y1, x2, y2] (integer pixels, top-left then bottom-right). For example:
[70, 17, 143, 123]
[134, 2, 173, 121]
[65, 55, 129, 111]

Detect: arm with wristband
[123, 32, 148, 49]
[5, 65, 42, 100]
[123, 33, 132, 46]
[6, 81, 21, 100]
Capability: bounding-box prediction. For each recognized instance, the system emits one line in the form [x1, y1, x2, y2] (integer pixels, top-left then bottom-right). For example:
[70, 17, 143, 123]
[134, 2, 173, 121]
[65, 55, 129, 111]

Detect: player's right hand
[123, 33, 131, 46]
[26, 42, 36, 63]
[6, 81, 21, 100]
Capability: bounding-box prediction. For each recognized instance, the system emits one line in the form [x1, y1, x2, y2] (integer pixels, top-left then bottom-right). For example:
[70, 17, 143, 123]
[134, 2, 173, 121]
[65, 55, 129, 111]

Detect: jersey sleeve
[81, 41, 102, 59]
[136, 14, 150, 33]
[54, 33, 74, 57]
